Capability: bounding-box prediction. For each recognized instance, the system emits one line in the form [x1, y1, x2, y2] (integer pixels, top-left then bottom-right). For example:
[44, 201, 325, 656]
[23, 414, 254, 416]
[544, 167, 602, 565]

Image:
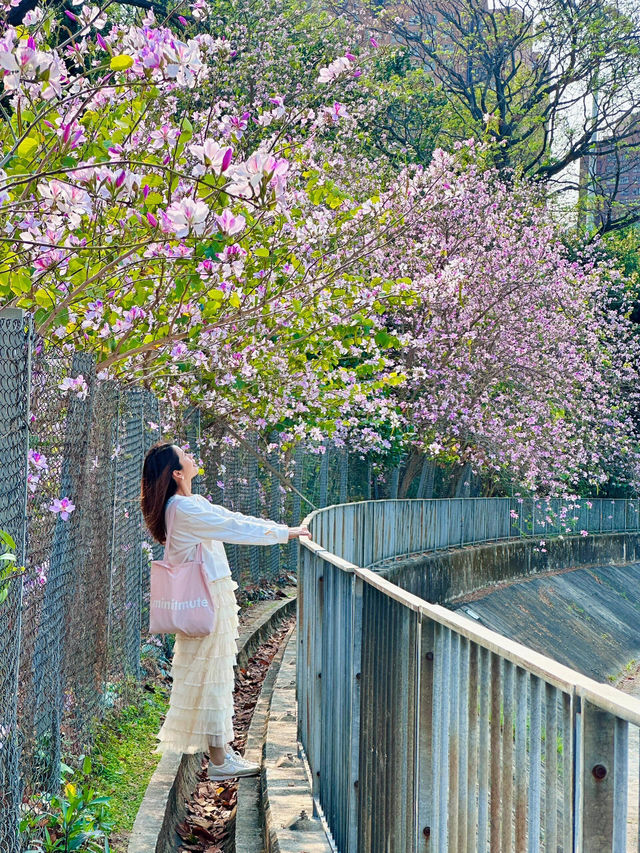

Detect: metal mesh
[21, 344, 85, 797]
[0, 312, 374, 852]
[108, 390, 145, 682]
[0, 311, 31, 853]
[141, 391, 162, 634]
[17, 347, 121, 820]
[193, 436, 372, 587]
[62, 379, 118, 740]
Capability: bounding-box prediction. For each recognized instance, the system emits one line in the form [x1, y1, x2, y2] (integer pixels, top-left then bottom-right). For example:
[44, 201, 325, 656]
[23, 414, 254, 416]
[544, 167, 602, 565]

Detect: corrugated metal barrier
[298, 498, 640, 852]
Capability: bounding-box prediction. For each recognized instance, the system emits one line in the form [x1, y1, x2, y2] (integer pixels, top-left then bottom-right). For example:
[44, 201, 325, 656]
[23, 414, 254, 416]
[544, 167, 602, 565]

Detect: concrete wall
[379, 532, 640, 682]
[381, 532, 640, 605]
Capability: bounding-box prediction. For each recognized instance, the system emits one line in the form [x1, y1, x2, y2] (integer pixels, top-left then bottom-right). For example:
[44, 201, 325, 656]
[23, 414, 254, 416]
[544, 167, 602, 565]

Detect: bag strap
[164, 500, 203, 561]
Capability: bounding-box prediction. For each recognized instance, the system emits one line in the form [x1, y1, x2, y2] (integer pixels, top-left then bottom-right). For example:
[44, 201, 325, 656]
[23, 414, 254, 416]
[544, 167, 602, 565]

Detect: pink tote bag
[149, 503, 215, 637]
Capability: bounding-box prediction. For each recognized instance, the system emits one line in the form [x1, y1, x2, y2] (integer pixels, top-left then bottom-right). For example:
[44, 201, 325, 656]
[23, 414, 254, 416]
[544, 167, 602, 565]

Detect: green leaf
[374, 330, 398, 348]
[35, 288, 53, 308]
[17, 137, 39, 159]
[0, 531, 16, 549]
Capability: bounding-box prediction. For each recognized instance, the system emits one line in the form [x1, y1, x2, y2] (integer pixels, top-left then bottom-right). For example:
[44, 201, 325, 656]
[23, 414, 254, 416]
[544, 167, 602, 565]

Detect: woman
[141, 442, 310, 779]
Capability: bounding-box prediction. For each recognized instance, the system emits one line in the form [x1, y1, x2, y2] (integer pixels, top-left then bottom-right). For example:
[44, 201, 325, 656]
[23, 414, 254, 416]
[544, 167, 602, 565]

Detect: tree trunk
[417, 458, 436, 499]
[452, 462, 473, 498]
[398, 449, 423, 498]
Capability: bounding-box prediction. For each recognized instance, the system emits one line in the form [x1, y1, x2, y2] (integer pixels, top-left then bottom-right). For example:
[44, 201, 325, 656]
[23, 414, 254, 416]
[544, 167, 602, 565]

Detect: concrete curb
[234, 622, 295, 852]
[128, 591, 297, 853]
[262, 628, 331, 853]
[236, 587, 297, 671]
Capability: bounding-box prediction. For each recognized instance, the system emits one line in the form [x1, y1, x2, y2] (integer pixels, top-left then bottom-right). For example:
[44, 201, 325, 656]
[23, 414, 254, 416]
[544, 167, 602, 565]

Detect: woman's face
[173, 445, 199, 481]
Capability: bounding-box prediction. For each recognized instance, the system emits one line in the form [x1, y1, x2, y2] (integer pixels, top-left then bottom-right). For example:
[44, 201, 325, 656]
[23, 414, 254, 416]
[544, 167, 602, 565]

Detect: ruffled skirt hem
[156, 575, 239, 754]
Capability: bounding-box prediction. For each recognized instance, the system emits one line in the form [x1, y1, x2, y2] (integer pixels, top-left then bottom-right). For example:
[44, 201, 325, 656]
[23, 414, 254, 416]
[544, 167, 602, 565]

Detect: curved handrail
[304, 496, 640, 567]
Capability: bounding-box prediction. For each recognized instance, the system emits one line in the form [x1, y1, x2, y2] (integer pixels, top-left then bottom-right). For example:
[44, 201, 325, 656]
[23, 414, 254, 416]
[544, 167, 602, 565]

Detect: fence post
[390, 463, 401, 500]
[185, 407, 203, 496]
[288, 444, 303, 573]
[269, 433, 281, 578]
[319, 445, 329, 507]
[0, 310, 31, 853]
[106, 388, 121, 662]
[221, 444, 240, 577]
[347, 573, 363, 853]
[417, 617, 435, 850]
[115, 391, 145, 679]
[579, 699, 617, 852]
[339, 447, 348, 504]
[246, 432, 261, 582]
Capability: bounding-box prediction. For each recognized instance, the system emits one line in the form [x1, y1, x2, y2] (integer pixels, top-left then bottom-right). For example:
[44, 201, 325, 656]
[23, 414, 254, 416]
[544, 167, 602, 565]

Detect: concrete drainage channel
[128, 590, 329, 853]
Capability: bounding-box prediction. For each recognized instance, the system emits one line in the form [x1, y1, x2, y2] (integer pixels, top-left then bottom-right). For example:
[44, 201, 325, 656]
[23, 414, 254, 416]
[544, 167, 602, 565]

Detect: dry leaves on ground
[177, 616, 295, 853]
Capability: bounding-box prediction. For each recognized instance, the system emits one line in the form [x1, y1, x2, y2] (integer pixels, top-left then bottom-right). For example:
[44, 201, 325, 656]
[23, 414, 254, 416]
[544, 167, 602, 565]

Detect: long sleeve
[173, 496, 289, 546]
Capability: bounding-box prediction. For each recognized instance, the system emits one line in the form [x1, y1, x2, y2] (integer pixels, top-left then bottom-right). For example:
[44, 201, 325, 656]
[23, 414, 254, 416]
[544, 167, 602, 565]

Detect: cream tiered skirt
[156, 575, 239, 754]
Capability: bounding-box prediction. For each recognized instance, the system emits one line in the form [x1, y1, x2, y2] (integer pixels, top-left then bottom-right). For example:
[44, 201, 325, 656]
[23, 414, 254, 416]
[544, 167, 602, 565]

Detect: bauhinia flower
[164, 198, 210, 237]
[317, 55, 352, 84]
[215, 209, 246, 235]
[58, 375, 89, 400]
[49, 497, 76, 521]
[77, 4, 108, 31]
[189, 140, 233, 174]
[28, 449, 49, 471]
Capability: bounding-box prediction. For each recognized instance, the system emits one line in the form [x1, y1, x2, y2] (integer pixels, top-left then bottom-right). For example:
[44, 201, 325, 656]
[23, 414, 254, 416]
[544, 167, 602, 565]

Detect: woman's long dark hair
[141, 443, 182, 543]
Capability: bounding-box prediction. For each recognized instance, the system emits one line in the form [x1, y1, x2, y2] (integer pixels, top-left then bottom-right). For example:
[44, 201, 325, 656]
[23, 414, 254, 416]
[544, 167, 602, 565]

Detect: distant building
[579, 122, 640, 229]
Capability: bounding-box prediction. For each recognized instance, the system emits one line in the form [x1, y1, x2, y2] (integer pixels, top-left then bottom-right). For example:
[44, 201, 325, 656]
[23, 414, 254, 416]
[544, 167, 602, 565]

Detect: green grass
[86, 681, 169, 849]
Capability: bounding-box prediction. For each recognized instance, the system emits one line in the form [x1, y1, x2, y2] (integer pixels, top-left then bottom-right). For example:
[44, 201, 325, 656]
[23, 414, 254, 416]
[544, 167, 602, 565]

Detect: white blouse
[164, 494, 290, 582]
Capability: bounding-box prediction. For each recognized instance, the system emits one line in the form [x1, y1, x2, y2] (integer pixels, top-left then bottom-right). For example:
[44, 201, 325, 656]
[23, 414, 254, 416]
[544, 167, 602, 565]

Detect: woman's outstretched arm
[173, 498, 309, 545]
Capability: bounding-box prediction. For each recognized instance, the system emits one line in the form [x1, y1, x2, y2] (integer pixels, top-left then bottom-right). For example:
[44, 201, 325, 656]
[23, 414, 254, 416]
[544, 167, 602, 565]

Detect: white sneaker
[208, 753, 260, 780]
[225, 746, 258, 771]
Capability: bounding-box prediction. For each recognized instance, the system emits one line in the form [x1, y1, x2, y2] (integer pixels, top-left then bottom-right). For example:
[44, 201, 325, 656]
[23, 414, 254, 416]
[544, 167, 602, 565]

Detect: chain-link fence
[0, 311, 375, 852]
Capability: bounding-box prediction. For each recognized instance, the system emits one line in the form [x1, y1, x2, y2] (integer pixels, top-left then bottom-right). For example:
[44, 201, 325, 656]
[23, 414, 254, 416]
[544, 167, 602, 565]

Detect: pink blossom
[28, 450, 48, 472]
[49, 497, 76, 521]
[171, 342, 188, 358]
[58, 375, 89, 401]
[215, 209, 246, 235]
[189, 140, 233, 174]
[317, 55, 352, 84]
[164, 198, 210, 237]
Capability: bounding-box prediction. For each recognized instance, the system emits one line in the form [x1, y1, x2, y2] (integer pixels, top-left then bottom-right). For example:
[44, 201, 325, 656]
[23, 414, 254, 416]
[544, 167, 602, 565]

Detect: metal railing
[298, 498, 640, 852]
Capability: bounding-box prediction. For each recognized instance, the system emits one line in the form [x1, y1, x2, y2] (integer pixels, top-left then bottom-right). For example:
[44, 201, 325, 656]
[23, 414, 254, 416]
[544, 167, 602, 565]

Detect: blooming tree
[319, 147, 640, 494]
[0, 1, 397, 374]
[0, 0, 638, 499]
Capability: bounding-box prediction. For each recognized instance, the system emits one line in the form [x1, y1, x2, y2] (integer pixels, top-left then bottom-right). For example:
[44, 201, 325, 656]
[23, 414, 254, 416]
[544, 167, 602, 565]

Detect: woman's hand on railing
[288, 526, 311, 540]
